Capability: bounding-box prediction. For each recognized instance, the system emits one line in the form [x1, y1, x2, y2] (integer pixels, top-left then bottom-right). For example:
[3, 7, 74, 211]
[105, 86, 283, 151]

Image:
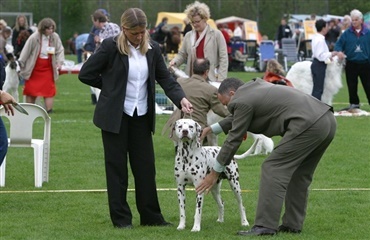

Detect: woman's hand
[0, 91, 16, 116]
[180, 97, 193, 113]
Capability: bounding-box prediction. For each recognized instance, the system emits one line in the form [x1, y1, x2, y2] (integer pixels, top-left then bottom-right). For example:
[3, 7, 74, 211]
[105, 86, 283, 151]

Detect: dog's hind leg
[226, 171, 249, 226]
[210, 182, 225, 223]
[191, 193, 205, 232]
[177, 184, 187, 230]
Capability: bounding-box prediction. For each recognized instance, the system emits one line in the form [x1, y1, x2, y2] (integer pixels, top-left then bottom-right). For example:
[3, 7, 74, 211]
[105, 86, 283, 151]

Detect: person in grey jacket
[196, 78, 336, 236]
[18, 18, 64, 113]
[169, 1, 228, 82]
[79, 8, 192, 229]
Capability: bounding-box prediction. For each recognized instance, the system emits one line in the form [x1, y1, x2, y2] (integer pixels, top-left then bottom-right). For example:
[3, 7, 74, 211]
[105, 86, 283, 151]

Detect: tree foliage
[0, 0, 369, 46]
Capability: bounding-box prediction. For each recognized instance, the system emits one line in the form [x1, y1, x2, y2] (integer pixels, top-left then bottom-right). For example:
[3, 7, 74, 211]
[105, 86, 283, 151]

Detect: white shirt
[311, 33, 331, 62]
[124, 43, 149, 117]
[40, 35, 50, 59]
[233, 26, 242, 38]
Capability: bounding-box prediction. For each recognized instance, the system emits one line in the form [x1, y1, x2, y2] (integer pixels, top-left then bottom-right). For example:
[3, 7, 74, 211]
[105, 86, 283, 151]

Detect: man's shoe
[278, 225, 301, 234]
[340, 104, 360, 111]
[237, 225, 277, 236]
[114, 224, 133, 229]
[142, 221, 173, 227]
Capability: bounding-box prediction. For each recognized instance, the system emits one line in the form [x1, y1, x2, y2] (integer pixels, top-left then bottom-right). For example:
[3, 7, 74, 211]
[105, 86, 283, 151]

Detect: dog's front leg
[191, 193, 204, 232]
[177, 184, 186, 230]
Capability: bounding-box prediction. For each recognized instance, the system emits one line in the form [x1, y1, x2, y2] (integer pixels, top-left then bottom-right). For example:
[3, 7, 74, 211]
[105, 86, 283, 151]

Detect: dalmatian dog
[172, 118, 255, 232]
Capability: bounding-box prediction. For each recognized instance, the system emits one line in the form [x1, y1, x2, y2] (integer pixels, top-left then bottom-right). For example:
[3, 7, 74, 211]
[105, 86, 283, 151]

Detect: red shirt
[195, 32, 205, 58]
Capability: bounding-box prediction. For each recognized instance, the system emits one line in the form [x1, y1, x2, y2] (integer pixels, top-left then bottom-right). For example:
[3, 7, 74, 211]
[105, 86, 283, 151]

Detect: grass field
[0, 55, 369, 240]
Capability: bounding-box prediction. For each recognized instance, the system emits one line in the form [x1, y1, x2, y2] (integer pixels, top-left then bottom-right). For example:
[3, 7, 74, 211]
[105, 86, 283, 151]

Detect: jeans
[0, 118, 8, 166]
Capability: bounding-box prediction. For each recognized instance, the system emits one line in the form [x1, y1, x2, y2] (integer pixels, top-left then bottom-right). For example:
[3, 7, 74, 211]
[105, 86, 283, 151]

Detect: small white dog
[234, 132, 274, 158]
[3, 53, 20, 102]
[286, 56, 344, 106]
[172, 118, 252, 232]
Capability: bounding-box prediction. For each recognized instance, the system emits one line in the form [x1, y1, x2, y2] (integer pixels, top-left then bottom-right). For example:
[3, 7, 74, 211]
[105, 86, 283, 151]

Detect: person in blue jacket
[335, 9, 370, 110]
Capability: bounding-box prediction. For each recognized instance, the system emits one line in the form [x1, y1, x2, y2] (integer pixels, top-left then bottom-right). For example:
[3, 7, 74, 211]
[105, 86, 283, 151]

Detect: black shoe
[237, 225, 277, 236]
[114, 224, 133, 229]
[340, 104, 360, 111]
[278, 225, 301, 234]
[142, 221, 173, 227]
[47, 109, 53, 114]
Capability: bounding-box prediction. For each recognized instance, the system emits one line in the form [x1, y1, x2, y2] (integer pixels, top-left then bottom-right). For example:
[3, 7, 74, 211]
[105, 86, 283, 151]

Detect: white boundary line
[1, 188, 369, 194]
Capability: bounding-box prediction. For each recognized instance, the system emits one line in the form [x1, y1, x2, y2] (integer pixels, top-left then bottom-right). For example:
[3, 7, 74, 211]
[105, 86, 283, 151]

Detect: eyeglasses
[191, 19, 203, 25]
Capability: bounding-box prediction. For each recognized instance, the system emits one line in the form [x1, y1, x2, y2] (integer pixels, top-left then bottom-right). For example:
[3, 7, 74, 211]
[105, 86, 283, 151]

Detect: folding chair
[258, 40, 277, 71]
[0, 103, 51, 187]
[281, 38, 299, 71]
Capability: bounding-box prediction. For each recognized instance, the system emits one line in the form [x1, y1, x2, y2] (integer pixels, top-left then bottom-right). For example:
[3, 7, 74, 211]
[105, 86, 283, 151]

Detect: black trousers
[344, 60, 370, 105]
[101, 111, 165, 226]
[311, 58, 327, 101]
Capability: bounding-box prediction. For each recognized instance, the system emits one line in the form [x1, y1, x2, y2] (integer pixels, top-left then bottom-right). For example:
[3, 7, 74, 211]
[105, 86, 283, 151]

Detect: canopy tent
[215, 16, 261, 43]
[215, 16, 254, 30]
[154, 12, 217, 31]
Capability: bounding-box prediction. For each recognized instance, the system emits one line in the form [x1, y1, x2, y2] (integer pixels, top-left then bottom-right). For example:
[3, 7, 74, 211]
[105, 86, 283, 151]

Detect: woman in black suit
[79, 8, 192, 228]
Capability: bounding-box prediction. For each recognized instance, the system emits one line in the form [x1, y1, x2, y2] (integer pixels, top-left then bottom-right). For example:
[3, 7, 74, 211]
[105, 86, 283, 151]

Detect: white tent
[215, 16, 260, 43]
[215, 16, 255, 30]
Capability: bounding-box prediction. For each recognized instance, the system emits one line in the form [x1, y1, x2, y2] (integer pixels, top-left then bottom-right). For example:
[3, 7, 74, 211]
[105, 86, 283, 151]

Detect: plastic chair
[0, 103, 51, 187]
[281, 38, 299, 71]
[258, 40, 277, 71]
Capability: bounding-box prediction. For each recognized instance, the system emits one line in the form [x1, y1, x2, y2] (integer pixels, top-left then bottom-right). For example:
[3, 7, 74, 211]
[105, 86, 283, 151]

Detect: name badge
[47, 46, 55, 54]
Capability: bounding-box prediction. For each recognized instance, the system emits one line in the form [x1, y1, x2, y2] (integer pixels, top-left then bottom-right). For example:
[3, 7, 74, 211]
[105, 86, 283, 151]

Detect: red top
[195, 32, 206, 58]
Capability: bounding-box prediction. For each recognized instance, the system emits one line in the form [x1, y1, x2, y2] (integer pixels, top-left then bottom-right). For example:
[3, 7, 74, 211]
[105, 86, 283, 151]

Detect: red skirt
[23, 57, 56, 97]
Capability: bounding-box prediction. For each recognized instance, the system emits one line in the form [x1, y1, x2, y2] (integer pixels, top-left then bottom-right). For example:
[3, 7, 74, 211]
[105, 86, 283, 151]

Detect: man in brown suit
[196, 78, 336, 236]
[163, 58, 229, 145]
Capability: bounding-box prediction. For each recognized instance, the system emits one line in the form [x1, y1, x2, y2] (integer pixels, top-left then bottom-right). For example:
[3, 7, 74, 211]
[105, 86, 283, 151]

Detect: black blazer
[78, 36, 186, 134]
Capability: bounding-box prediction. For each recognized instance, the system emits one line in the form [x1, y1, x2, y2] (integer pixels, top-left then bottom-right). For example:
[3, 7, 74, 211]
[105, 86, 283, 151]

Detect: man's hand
[196, 170, 220, 194]
[200, 126, 212, 142]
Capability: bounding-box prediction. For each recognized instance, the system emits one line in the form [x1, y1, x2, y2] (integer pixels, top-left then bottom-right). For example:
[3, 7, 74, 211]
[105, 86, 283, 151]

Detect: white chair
[0, 103, 51, 187]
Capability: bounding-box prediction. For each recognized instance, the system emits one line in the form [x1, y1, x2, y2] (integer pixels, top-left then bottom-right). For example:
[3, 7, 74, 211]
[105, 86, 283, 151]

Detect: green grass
[0, 55, 369, 239]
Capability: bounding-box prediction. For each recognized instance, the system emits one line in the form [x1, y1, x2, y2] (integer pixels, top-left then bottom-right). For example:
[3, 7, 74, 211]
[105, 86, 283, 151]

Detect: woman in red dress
[18, 18, 64, 113]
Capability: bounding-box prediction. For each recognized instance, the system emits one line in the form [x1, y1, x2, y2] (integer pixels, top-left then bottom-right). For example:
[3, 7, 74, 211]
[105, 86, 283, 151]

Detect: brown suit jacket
[163, 74, 229, 136]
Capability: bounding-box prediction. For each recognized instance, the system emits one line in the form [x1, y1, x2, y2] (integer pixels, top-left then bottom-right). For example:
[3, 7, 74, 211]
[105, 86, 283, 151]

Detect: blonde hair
[117, 8, 149, 56]
[266, 59, 285, 76]
[184, 1, 211, 21]
[14, 15, 29, 31]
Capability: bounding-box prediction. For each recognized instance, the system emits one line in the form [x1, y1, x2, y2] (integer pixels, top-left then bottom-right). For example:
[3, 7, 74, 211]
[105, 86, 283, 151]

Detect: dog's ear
[195, 122, 202, 138]
[170, 123, 175, 138]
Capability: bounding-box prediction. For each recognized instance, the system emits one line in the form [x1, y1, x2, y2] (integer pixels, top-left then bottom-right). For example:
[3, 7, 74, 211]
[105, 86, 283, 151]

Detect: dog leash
[181, 111, 193, 120]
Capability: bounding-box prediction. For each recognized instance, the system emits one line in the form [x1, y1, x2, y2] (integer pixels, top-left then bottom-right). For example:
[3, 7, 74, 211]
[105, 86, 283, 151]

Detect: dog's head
[173, 119, 202, 143]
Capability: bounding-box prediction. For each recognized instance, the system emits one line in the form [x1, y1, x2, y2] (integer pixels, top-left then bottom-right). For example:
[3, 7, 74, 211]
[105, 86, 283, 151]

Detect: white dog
[286, 56, 344, 105]
[3, 54, 20, 102]
[172, 118, 253, 232]
[234, 132, 274, 158]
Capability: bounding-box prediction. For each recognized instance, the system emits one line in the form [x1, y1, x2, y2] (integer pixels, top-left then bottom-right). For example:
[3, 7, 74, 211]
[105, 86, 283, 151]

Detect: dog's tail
[233, 138, 260, 160]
